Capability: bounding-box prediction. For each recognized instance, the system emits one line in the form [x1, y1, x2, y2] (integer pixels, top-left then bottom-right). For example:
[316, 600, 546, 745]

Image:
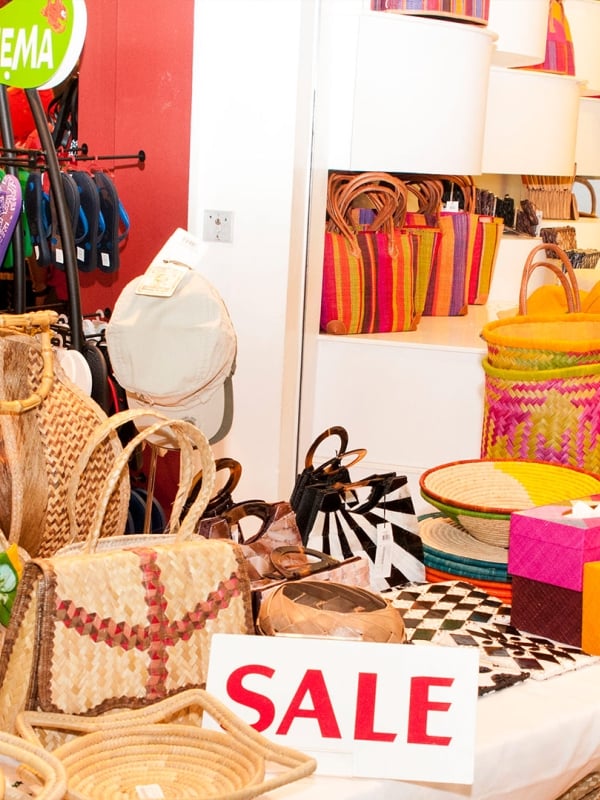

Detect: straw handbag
[480, 244, 600, 472]
[16, 688, 316, 800]
[0, 412, 254, 734]
[0, 310, 128, 558]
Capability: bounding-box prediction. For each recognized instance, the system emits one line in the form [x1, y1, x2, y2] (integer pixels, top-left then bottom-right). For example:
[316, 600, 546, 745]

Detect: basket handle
[519, 242, 581, 314]
[0, 311, 59, 414]
[17, 688, 317, 794]
[67, 409, 215, 550]
[574, 176, 597, 218]
[326, 171, 408, 255]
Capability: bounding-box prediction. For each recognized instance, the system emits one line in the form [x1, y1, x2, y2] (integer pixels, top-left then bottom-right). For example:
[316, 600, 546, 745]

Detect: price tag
[136, 262, 189, 298]
[373, 522, 393, 579]
[136, 785, 165, 800]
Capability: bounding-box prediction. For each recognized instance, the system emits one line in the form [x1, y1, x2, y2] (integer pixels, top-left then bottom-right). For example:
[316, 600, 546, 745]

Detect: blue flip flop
[25, 171, 52, 267]
[94, 171, 130, 273]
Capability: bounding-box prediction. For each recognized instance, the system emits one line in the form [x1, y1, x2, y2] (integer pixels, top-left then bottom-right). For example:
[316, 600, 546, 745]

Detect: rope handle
[17, 688, 316, 793]
[0, 310, 59, 414]
[0, 729, 66, 800]
[519, 242, 581, 314]
[66, 409, 215, 550]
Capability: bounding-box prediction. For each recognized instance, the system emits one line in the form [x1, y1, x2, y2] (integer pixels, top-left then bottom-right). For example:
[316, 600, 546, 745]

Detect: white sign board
[205, 633, 479, 785]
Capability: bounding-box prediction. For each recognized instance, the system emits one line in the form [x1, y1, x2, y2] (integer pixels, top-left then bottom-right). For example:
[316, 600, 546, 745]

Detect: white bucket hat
[106, 232, 236, 447]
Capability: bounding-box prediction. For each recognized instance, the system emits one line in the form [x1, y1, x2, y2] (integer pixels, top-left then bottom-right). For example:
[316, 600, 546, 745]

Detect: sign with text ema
[0, 0, 87, 89]
[205, 633, 479, 785]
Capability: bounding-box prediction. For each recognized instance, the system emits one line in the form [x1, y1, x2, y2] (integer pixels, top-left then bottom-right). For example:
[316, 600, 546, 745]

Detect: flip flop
[94, 171, 130, 273]
[1, 168, 34, 271]
[49, 171, 81, 270]
[0, 173, 22, 266]
[70, 169, 101, 272]
[25, 171, 52, 267]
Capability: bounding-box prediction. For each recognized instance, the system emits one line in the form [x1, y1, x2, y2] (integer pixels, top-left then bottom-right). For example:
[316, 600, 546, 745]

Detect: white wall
[187, 0, 318, 501]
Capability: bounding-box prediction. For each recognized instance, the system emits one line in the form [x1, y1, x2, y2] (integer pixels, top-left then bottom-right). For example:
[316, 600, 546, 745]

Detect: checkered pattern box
[509, 496, 600, 592]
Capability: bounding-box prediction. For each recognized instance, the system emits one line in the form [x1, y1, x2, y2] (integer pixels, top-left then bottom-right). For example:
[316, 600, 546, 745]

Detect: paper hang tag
[135, 785, 165, 800]
[136, 261, 189, 298]
[373, 522, 393, 579]
[564, 500, 600, 519]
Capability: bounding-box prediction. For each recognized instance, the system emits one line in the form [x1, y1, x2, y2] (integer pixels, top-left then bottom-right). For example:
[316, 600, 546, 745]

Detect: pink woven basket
[481, 358, 600, 473]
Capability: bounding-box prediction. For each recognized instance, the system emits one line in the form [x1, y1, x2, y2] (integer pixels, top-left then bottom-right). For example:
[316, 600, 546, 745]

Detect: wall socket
[203, 209, 233, 243]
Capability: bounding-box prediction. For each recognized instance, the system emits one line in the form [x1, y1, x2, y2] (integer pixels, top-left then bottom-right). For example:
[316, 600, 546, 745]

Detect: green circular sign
[0, 0, 87, 89]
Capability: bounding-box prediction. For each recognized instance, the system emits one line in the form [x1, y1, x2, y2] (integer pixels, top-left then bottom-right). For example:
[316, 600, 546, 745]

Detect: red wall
[76, 1, 195, 511]
[77, 0, 194, 315]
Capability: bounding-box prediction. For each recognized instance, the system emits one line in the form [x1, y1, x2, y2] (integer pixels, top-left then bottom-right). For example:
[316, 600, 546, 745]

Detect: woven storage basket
[257, 580, 406, 643]
[420, 459, 600, 547]
[424, 565, 512, 604]
[481, 244, 600, 371]
[0, 729, 66, 800]
[15, 689, 316, 800]
[481, 359, 600, 473]
[370, 0, 490, 25]
[419, 517, 509, 582]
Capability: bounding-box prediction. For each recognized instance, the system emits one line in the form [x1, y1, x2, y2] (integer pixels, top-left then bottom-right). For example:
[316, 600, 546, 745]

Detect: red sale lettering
[276, 669, 342, 738]
[226, 664, 275, 733]
[407, 676, 453, 746]
[354, 672, 396, 742]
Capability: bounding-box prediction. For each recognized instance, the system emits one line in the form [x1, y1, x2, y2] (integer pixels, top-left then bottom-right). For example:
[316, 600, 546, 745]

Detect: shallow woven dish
[19, 689, 317, 800]
[420, 459, 600, 547]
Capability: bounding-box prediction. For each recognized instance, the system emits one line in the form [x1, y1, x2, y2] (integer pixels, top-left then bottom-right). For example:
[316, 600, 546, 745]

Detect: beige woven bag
[16, 688, 317, 800]
[0, 310, 128, 557]
[0, 413, 253, 734]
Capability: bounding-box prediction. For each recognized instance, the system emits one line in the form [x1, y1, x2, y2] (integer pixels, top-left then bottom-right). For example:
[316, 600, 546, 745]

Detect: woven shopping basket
[16, 688, 316, 800]
[480, 244, 600, 473]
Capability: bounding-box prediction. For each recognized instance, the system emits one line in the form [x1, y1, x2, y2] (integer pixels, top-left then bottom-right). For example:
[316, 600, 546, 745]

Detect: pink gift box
[509, 495, 600, 592]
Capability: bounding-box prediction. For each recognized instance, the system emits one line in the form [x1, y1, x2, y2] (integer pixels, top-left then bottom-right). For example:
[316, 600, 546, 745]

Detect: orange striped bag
[321, 172, 439, 335]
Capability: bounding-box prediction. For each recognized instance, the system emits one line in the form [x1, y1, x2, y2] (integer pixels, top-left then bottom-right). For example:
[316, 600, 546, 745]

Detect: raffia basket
[0, 729, 66, 800]
[16, 689, 316, 800]
[419, 459, 600, 547]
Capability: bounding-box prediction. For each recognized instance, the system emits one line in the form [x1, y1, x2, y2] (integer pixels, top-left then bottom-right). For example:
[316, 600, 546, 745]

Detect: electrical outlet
[203, 210, 233, 243]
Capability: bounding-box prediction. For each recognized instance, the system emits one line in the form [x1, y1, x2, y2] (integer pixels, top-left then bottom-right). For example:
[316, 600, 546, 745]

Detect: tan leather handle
[574, 176, 597, 218]
[519, 242, 581, 314]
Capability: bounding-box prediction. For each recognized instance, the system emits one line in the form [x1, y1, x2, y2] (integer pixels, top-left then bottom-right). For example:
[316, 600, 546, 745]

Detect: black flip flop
[70, 170, 101, 272]
[94, 171, 130, 273]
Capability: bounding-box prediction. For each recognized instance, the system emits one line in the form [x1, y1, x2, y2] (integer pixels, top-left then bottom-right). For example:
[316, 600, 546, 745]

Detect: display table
[267, 662, 600, 800]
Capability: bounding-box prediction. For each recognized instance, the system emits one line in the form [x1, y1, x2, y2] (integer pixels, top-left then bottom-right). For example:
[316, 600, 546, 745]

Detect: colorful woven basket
[420, 459, 600, 547]
[481, 359, 600, 474]
[370, 0, 490, 25]
[481, 243, 600, 371]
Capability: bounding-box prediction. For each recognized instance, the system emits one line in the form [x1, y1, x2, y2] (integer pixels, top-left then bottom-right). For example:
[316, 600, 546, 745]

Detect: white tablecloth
[266, 662, 600, 800]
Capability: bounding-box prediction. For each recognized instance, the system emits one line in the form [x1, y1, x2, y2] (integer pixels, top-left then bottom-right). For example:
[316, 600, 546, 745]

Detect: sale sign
[205, 633, 479, 785]
[0, 0, 87, 89]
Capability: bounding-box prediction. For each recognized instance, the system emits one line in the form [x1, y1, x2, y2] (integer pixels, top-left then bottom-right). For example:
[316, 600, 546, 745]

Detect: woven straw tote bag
[0, 412, 254, 735]
[0, 310, 128, 558]
[16, 688, 316, 800]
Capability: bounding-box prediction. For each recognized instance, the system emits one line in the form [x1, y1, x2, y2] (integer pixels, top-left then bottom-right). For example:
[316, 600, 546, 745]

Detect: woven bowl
[420, 459, 600, 547]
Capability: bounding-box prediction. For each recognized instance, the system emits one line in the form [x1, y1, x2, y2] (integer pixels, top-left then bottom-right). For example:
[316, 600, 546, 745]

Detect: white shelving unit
[298, 2, 600, 513]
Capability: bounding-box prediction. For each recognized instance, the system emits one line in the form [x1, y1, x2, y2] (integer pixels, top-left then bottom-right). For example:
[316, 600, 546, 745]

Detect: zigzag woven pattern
[28, 341, 128, 556]
[482, 371, 600, 473]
